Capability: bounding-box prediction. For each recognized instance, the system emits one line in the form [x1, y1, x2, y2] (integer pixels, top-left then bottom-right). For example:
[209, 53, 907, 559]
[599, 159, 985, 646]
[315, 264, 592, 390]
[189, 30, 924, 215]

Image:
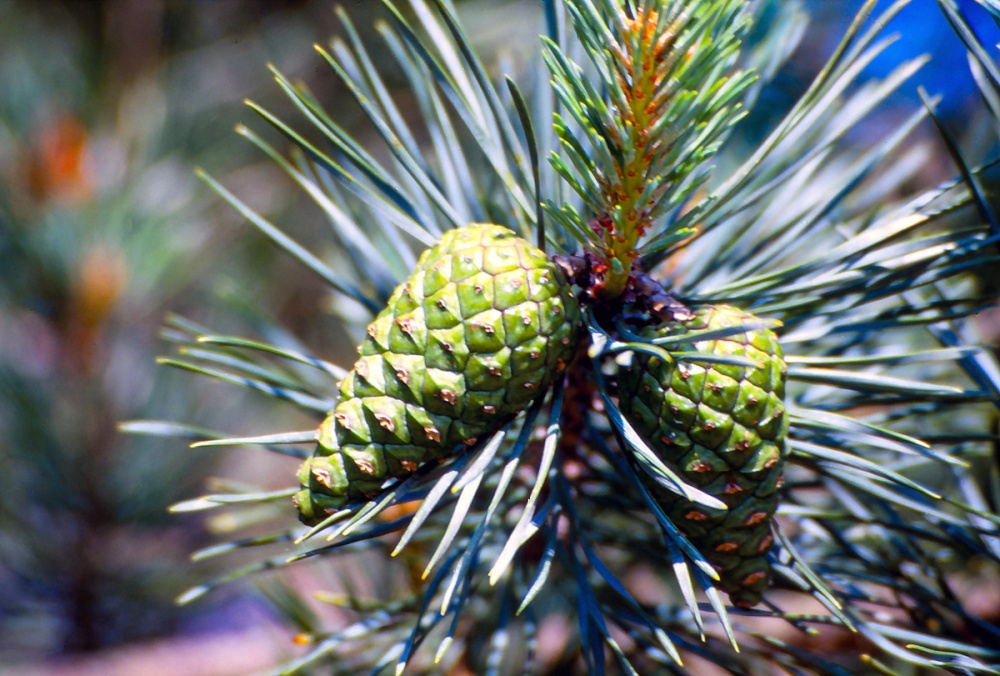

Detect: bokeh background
[0, 0, 997, 674]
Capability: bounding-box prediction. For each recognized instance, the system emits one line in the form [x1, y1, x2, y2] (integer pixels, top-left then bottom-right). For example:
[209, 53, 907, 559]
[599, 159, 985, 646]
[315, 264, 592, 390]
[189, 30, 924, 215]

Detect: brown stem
[557, 339, 596, 460]
[629, 269, 694, 323]
[552, 253, 692, 324]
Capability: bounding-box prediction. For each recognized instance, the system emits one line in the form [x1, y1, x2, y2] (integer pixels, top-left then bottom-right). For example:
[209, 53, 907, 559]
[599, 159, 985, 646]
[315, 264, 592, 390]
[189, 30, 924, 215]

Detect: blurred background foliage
[0, 0, 997, 674]
[0, 0, 343, 671]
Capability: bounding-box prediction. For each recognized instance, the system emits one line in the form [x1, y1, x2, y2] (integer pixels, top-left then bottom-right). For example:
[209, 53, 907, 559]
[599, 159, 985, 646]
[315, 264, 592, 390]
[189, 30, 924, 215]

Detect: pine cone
[295, 224, 581, 524]
[619, 304, 787, 607]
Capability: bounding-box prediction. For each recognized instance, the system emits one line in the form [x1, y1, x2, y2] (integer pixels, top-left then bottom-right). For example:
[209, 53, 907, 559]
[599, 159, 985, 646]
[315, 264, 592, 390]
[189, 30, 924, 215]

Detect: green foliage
[545, 0, 755, 296]
[139, 0, 1000, 673]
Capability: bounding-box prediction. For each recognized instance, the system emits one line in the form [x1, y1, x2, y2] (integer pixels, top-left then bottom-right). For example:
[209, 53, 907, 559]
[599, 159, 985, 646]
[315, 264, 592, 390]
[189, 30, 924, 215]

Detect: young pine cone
[619, 304, 787, 607]
[295, 224, 581, 525]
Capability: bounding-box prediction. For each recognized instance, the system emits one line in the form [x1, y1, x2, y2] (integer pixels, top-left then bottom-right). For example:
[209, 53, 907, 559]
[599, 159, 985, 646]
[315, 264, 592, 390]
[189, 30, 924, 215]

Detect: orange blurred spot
[77, 245, 127, 327]
[27, 113, 93, 204]
[379, 500, 421, 523]
[292, 633, 314, 646]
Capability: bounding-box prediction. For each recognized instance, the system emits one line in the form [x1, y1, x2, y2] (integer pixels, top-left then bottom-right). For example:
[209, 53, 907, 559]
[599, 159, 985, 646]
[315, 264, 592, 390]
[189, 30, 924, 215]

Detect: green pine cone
[295, 224, 581, 525]
[619, 304, 787, 608]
